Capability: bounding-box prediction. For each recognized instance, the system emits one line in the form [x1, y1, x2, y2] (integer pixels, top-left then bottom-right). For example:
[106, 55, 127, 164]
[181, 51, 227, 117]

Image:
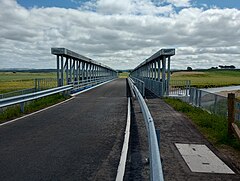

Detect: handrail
[128, 78, 164, 181]
[0, 85, 73, 108]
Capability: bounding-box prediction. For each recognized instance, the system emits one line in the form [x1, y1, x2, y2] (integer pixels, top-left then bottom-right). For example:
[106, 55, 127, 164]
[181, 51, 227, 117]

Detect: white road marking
[115, 97, 131, 181]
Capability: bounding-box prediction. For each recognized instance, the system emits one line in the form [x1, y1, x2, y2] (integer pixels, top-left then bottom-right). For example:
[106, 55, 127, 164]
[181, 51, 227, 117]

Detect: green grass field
[171, 70, 240, 88]
[118, 72, 129, 78]
[1, 70, 240, 94]
[0, 72, 56, 94]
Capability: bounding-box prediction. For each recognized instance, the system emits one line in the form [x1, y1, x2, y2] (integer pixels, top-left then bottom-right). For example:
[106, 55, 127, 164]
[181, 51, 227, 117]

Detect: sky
[0, 0, 240, 70]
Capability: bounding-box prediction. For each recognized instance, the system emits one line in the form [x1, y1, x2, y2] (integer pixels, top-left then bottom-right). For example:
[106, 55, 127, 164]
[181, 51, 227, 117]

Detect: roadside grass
[171, 70, 240, 88]
[164, 98, 240, 151]
[0, 94, 70, 123]
[118, 72, 129, 78]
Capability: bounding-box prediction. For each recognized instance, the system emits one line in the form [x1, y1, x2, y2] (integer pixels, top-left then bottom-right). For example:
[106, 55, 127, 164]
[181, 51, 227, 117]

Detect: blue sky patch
[17, 0, 240, 9]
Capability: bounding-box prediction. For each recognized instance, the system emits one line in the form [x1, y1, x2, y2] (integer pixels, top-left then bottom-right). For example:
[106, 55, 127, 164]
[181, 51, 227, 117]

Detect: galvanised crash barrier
[128, 77, 164, 181]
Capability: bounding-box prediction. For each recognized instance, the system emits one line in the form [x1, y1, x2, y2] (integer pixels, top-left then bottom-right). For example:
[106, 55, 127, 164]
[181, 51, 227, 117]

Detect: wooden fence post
[228, 93, 235, 136]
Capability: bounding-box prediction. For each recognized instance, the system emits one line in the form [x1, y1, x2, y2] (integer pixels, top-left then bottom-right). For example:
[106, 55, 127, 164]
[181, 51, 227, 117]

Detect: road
[0, 79, 127, 181]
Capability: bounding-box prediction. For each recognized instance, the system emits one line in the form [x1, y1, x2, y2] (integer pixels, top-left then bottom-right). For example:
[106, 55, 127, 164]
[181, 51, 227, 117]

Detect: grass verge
[0, 94, 70, 123]
[164, 97, 240, 151]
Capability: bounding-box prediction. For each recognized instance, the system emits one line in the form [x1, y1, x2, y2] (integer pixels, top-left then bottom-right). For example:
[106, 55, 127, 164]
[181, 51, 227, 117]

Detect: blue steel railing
[0, 85, 73, 112]
[128, 78, 164, 181]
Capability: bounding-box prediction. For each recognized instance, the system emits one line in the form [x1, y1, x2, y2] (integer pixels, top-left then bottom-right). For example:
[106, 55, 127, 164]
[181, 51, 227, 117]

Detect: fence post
[228, 93, 235, 136]
[198, 90, 202, 107]
[195, 88, 198, 106]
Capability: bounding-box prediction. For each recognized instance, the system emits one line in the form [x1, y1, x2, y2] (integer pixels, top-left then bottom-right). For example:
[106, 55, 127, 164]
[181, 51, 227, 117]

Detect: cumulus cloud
[166, 0, 191, 7]
[0, 0, 240, 70]
[80, 0, 174, 15]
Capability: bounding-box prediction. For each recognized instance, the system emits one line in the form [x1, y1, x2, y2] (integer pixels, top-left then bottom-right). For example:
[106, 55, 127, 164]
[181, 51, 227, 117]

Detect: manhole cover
[175, 143, 234, 174]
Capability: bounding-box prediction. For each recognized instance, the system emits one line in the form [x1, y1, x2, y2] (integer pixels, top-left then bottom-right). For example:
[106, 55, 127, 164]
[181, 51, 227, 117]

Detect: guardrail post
[228, 93, 235, 136]
[20, 102, 25, 113]
[198, 90, 202, 107]
[214, 94, 218, 114]
[156, 129, 160, 147]
[194, 88, 198, 106]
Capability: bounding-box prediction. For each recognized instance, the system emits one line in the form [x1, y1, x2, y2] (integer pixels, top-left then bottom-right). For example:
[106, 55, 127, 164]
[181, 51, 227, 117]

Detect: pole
[228, 93, 235, 136]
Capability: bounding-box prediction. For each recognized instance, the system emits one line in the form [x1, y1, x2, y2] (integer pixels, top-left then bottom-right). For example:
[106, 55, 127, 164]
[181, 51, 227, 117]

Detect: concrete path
[145, 91, 240, 180]
[0, 79, 127, 181]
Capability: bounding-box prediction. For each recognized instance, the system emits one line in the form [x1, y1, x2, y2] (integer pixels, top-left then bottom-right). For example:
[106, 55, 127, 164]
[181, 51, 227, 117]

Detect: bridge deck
[0, 79, 127, 180]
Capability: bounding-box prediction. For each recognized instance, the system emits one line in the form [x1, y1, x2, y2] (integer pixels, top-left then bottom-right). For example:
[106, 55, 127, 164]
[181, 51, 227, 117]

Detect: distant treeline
[171, 68, 240, 73]
[0, 69, 57, 73]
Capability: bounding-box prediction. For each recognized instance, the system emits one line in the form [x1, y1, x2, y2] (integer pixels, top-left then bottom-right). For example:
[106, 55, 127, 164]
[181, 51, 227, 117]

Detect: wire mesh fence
[189, 88, 228, 117]
[235, 99, 240, 124]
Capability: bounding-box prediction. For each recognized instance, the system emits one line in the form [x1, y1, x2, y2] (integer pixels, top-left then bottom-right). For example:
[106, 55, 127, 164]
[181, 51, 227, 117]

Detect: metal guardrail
[0, 88, 36, 99]
[0, 85, 73, 111]
[128, 78, 164, 181]
[130, 77, 145, 97]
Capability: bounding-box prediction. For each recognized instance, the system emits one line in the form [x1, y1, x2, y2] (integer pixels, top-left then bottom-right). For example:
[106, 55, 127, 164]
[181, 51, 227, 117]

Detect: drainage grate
[175, 143, 235, 174]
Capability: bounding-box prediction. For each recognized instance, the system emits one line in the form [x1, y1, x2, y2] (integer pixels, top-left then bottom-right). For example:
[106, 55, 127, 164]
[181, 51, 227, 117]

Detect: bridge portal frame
[51, 48, 117, 87]
[130, 49, 175, 97]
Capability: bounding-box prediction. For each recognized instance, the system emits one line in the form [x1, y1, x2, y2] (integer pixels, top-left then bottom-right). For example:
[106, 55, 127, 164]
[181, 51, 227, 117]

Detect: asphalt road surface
[0, 79, 127, 181]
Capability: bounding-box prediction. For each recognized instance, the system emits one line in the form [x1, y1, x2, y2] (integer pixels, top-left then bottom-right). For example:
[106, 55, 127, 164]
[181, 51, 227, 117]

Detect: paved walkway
[145, 92, 240, 180]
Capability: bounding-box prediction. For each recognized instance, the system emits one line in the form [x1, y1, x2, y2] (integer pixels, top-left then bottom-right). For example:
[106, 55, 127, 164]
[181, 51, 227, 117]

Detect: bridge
[0, 48, 239, 181]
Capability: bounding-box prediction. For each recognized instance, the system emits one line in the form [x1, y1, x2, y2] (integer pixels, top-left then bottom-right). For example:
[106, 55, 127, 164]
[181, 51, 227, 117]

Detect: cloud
[166, 0, 191, 7]
[0, 0, 240, 70]
[80, 0, 174, 15]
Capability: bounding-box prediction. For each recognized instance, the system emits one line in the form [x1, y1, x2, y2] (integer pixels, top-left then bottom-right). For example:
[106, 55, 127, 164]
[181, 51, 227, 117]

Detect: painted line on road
[0, 97, 75, 127]
[0, 79, 116, 127]
[115, 97, 131, 181]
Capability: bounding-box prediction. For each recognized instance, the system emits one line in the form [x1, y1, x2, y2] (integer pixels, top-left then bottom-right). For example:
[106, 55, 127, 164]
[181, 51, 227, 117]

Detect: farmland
[118, 72, 129, 78]
[171, 70, 240, 88]
[0, 72, 56, 94]
[1, 70, 240, 94]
